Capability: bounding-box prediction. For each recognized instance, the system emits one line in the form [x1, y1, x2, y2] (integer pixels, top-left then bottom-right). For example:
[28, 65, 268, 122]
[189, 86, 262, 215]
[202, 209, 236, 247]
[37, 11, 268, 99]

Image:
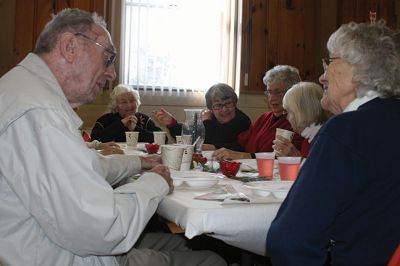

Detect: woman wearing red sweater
[213, 65, 304, 160]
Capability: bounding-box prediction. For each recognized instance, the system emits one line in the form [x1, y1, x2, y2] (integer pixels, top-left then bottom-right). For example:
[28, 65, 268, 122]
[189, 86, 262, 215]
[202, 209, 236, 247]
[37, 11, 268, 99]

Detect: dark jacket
[91, 112, 161, 143]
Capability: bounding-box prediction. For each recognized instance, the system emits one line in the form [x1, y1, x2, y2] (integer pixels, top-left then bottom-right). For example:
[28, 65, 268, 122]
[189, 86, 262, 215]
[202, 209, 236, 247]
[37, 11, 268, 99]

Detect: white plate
[244, 181, 293, 199]
[171, 171, 220, 188]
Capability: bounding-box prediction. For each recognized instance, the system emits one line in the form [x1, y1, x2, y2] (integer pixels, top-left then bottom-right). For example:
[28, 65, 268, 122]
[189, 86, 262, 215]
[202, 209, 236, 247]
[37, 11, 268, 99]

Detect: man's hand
[140, 155, 162, 169]
[148, 165, 174, 194]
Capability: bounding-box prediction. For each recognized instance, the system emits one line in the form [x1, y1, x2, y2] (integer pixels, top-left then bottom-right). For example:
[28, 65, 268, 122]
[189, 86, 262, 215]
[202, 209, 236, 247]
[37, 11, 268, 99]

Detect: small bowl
[145, 143, 160, 154]
[220, 160, 241, 177]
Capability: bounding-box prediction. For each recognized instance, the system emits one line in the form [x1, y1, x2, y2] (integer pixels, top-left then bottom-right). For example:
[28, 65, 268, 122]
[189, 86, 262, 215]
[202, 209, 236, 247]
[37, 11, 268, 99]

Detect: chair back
[388, 245, 400, 266]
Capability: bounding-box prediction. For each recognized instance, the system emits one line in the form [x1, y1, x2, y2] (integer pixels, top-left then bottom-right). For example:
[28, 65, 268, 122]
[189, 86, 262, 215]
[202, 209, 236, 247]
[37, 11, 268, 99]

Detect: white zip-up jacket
[0, 53, 169, 266]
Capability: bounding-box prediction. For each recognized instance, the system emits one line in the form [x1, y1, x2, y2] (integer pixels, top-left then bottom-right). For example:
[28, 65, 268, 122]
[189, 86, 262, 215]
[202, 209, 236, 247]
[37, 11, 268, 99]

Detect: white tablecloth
[157, 176, 283, 256]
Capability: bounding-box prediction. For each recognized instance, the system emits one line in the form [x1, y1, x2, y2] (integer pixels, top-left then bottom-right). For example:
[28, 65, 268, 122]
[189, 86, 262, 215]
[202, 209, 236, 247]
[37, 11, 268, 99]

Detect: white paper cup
[125, 131, 139, 147]
[274, 128, 295, 156]
[175, 135, 183, 144]
[161, 145, 185, 170]
[174, 144, 194, 171]
[153, 131, 167, 145]
[277, 156, 302, 181]
[275, 128, 294, 141]
[182, 134, 192, 145]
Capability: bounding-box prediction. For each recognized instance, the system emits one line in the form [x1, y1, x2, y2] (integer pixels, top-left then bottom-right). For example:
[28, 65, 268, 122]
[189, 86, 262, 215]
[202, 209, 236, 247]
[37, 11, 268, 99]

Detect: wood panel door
[240, 0, 319, 93]
[13, 0, 105, 65]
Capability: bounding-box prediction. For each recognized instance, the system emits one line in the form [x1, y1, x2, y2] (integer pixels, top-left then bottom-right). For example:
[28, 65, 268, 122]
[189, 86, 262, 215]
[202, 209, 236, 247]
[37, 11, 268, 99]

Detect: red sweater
[301, 140, 311, 157]
[237, 112, 304, 153]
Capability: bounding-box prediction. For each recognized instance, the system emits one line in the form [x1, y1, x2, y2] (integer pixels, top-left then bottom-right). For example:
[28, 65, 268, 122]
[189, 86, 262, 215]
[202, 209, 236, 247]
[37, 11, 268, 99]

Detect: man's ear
[59, 32, 78, 64]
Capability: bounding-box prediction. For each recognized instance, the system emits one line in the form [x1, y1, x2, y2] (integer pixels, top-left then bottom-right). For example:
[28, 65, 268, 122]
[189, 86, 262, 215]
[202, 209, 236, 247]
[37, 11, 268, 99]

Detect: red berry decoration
[192, 153, 208, 165]
[145, 143, 160, 154]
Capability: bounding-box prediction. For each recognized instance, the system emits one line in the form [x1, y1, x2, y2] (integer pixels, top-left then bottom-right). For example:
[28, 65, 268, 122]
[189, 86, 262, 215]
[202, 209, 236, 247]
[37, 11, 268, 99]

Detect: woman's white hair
[327, 20, 400, 98]
[262, 65, 301, 90]
[108, 84, 141, 113]
[283, 82, 329, 129]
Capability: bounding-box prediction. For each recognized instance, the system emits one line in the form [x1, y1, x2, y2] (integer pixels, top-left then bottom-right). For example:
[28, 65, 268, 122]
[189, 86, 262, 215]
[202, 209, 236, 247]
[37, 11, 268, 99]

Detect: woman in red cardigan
[272, 81, 331, 158]
[213, 65, 304, 160]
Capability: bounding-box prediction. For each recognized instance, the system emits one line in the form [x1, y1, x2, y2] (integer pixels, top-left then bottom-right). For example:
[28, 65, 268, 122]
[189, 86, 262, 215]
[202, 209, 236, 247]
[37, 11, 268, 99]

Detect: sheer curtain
[120, 0, 241, 95]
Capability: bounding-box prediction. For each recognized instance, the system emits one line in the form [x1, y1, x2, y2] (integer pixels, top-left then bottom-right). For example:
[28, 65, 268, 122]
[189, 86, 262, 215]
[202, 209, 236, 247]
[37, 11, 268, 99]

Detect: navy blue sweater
[267, 97, 400, 265]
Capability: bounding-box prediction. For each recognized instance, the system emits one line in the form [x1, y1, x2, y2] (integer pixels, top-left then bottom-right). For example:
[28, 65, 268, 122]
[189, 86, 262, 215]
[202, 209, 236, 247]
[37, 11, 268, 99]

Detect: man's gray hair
[34, 8, 106, 54]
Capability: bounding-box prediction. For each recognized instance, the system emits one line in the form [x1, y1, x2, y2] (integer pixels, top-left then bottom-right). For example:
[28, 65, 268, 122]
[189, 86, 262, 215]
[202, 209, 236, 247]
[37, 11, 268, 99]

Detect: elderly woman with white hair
[272, 81, 330, 157]
[91, 84, 162, 143]
[267, 21, 400, 265]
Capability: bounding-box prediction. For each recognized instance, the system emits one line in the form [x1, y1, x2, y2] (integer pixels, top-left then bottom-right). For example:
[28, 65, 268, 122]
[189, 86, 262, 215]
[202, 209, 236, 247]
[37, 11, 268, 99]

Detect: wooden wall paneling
[55, 0, 69, 10]
[266, 0, 317, 81]
[302, 0, 318, 81]
[13, 0, 35, 64]
[36, 0, 53, 37]
[248, 0, 267, 92]
[277, 0, 306, 78]
[92, 0, 105, 17]
[70, 0, 92, 13]
[337, 0, 396, 27]
[13, 0, 106, 67]
[240, 0, 267, 93]
[55, 0, 104, 16]
[266, 0, 279, 73]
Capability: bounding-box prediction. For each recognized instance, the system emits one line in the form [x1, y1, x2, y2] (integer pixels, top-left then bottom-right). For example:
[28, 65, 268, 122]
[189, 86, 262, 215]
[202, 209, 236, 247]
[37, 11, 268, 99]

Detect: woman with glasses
[91, 84, 162, 143]
[267, 21, 400, 265]
[213, 65, 304, 160]
[153, 83, 251, 151]
[272, 81, 330, 157]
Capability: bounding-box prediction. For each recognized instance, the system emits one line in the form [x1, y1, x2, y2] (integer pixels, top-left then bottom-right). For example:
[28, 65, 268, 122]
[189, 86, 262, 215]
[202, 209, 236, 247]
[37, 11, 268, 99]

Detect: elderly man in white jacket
[0, 8, 226, 266]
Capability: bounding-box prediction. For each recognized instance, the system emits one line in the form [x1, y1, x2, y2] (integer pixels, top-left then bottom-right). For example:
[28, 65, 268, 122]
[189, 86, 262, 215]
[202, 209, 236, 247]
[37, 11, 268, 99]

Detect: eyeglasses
[75, 33, 116, 67]
[322, 57, 340, 72]
[211, 101, 236, 110]
[264, 89, 286, 97]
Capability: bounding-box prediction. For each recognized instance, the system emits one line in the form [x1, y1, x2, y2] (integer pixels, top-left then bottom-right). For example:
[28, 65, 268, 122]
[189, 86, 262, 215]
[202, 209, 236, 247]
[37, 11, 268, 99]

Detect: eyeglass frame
[263, 89, 287, 97]
[74, 32, 117, 67]
[211, 100, 236, 111]
[322, 57, 340, 72]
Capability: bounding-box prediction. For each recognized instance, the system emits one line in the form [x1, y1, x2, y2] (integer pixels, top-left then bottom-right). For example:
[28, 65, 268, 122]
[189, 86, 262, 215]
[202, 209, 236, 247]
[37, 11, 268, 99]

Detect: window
[121, 0, 241, 94]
